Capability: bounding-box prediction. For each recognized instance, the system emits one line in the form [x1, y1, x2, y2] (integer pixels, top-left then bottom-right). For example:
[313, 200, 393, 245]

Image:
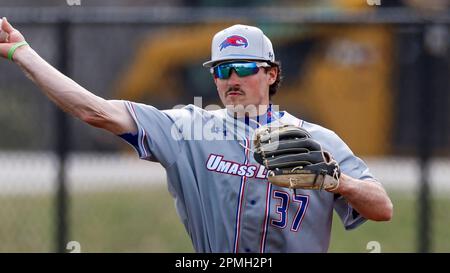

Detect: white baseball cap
[203, 24, 275, 68]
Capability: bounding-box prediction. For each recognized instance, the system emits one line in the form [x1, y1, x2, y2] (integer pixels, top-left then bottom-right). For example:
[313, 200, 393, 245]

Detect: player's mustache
[226, 86, 244, 95]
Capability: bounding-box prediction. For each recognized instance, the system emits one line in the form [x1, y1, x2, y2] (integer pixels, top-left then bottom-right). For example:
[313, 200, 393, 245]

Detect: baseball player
[0, 18, 392, 252]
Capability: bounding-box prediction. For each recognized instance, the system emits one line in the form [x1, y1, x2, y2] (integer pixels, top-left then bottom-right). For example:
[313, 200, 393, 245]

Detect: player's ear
[267, 67, 277, 85]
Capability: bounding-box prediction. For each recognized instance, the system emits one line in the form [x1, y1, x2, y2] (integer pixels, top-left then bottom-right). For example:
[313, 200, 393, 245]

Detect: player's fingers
[0, 18, 25, 44]
[1, 17, 15, 34]
[0, 32, 8, 43]
[0, 19, 10, 43]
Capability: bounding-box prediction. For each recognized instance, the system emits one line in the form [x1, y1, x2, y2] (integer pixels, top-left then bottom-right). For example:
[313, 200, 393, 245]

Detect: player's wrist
[8, 41, 30, 62]
[330, 173, 353, 195]
[11, 43, 33, 64]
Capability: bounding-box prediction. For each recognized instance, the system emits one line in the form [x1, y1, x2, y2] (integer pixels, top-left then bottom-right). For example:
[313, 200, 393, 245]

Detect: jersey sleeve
[330, 131, 379, 230]
[119, 101, 190, 168]
[304, 122, 379, 230]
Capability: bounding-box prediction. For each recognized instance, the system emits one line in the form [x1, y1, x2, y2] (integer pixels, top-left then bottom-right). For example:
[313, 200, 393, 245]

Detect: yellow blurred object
[276, 26, 393, 156]
[335, 0, 373, 9]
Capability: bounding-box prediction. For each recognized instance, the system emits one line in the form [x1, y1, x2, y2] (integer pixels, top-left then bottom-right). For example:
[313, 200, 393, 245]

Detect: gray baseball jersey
[120, 101, 377, 253]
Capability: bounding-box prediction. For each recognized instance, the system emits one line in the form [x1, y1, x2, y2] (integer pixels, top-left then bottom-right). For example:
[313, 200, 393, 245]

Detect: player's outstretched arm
[0, 17, 136, 135]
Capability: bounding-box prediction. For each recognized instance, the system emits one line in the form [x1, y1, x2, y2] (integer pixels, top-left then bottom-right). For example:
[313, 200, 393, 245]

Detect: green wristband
[7, 41, 29, 61]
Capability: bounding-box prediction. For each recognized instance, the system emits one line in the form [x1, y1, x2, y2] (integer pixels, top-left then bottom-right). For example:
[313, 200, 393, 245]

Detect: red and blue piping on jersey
[122, 101, 150, 158]
[257, 103, 273, 253]
[233, 137, 250, 253]
[259, 182, 272, 253]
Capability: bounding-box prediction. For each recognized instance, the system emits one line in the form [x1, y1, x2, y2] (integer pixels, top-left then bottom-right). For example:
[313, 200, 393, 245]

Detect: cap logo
[219, 35, 248, 51]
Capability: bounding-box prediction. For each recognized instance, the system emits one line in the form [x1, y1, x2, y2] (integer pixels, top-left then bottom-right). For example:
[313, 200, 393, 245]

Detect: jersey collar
[224, 104, 285, 129]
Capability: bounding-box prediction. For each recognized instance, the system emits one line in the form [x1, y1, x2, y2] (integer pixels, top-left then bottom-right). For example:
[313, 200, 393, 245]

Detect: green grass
[70, 187, 193, 252]
[0, 187, 449, 252]
[329, 192, 450, 253]
[0, 194, 54, 252]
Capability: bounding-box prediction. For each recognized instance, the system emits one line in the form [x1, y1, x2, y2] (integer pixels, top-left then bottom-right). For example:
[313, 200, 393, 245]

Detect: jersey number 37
[271, 190, 309, 232]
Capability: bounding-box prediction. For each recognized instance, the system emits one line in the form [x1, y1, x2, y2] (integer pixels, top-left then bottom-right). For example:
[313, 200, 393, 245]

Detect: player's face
[213, 62, 277, 115]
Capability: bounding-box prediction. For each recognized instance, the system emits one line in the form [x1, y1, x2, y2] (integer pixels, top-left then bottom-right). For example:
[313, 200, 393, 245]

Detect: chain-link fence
[0, 3, 449, 252]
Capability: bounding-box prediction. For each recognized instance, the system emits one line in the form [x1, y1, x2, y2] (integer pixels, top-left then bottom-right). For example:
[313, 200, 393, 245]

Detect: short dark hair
[264, 61, 282, 99]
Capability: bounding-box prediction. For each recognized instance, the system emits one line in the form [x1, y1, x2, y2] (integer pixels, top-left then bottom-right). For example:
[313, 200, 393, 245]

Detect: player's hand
[0, 17, 27, 59]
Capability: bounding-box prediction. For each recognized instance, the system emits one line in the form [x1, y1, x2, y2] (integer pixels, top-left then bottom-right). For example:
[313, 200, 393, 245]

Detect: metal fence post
[417, 24, 433, 253]
[55, 20, 71, 253]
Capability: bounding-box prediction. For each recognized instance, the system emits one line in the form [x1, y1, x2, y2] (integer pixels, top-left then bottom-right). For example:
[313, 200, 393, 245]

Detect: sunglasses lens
[235, 65, 259, 77]
[213, 62, 262, 79]
[213, 65, 231, 79]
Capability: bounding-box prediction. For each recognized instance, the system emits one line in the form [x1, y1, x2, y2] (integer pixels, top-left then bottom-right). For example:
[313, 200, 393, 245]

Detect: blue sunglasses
[211, 62, 271, 79]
